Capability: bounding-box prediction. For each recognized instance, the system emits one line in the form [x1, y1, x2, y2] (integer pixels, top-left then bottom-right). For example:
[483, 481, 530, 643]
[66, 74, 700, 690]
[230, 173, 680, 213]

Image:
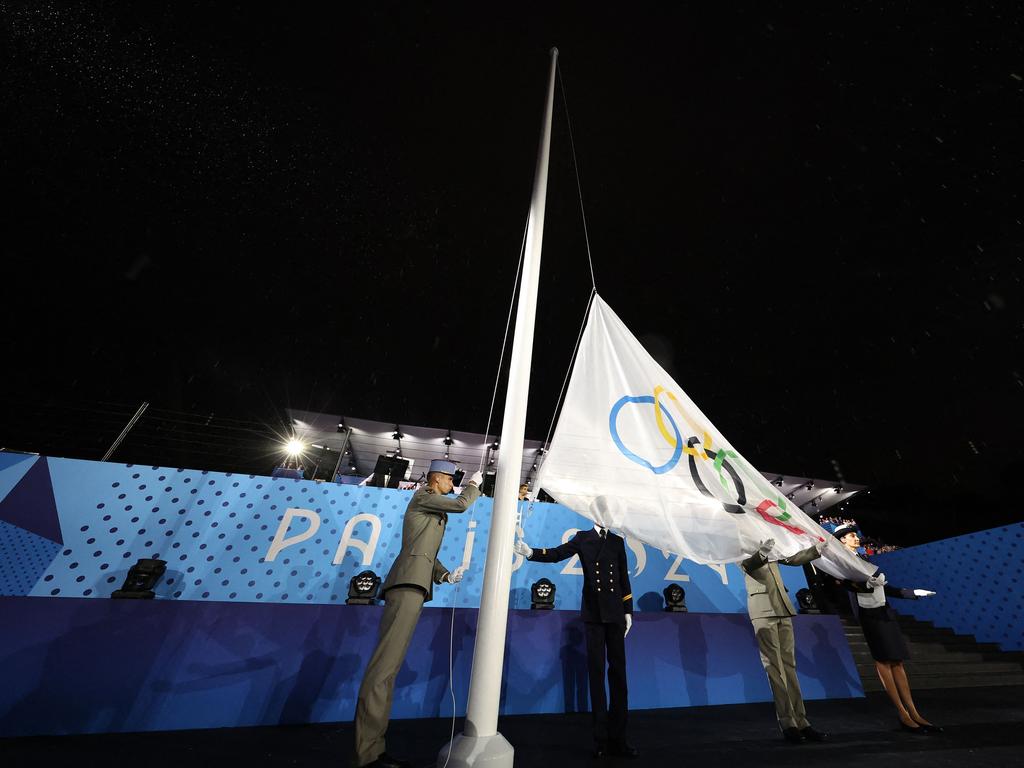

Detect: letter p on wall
[266, 508, 321, 562]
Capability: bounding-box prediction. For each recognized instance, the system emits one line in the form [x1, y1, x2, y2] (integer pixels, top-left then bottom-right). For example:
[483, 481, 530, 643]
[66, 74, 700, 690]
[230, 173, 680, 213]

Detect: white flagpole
[439, 46, 559, 768]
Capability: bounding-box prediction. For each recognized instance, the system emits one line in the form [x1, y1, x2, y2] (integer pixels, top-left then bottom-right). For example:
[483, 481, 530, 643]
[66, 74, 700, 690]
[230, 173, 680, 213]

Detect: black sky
[1, 2, 1022, 543]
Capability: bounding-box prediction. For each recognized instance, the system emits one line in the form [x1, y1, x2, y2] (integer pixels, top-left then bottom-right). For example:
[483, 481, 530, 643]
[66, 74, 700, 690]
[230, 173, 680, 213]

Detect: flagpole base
[437, 731, 514, 768]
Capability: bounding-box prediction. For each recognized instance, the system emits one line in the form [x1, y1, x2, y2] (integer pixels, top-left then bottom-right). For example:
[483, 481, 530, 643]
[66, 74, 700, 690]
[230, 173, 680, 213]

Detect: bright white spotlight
[285, 439, 306, 457]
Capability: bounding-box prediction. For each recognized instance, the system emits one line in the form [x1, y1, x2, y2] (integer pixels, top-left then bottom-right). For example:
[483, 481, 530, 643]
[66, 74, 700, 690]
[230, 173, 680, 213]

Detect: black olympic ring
[686, 436, 746, 515]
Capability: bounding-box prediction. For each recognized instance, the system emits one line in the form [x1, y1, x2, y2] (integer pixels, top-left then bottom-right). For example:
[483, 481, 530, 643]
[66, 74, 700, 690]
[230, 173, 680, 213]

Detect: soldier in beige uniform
[741, 536, 830, 744]
[352, 460, 483, 768]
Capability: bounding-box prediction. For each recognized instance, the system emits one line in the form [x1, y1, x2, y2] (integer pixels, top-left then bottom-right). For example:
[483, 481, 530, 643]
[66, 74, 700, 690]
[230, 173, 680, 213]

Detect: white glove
[913, 589, 936, 598]
[514, 539, 533, 559]
[814, 537, 830, 555]
[757, 538, 775, 556]
[867, 572, 887, 589]
[445, 566, 466, 584]
[468, 471, 484, 487]
[624, 614, 632, 637]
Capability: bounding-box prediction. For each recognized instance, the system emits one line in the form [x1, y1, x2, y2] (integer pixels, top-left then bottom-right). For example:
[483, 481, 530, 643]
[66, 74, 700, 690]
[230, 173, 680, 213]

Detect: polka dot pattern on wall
[28, 456, 774, 612]
[0, 519, 61, 596]
[31, 460, 504, 607]
[872, 522, 1024, 652]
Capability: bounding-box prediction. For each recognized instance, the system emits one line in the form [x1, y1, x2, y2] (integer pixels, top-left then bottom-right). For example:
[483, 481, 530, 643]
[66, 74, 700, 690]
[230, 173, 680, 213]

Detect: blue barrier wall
[0, 454, 808, 613]
[0, 596, 862, 737]
[870, 523, 1024, 652]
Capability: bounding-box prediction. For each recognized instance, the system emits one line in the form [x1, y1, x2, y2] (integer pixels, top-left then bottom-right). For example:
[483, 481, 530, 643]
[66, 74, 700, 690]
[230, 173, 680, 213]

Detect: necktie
[600, 528, 607, 539]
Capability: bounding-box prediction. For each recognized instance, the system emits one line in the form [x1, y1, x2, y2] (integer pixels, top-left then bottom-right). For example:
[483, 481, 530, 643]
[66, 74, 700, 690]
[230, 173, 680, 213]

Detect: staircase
[840, 612, 1024, 692]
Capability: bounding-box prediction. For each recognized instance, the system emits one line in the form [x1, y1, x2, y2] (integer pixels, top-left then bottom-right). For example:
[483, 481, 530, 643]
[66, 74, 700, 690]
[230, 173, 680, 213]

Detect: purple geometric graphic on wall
[0, 456, 62, 545]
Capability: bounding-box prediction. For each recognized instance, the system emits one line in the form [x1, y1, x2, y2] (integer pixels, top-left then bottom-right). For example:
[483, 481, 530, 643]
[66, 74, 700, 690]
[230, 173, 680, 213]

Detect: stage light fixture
[491, 440, 500, 450]
[444, 430, 454, 447]
[392, 425, 404, 441]
[285, 439, 306, 457]
[796, 588, 821, 614]
[663, 583, 688, 612]
[805, 480, 814, 491]
[346, 570, 382, 605]
[112, 558, 167, 599]
[531, 578, 556, 609]
[774, 476, 784, 487]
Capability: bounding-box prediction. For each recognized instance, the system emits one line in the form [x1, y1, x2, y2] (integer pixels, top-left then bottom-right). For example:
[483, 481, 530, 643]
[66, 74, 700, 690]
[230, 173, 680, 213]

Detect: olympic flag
[535, 294, 875, 582]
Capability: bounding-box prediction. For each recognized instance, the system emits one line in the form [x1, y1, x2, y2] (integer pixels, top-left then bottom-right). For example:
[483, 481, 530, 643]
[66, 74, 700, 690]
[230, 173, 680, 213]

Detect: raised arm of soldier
[416, 469, 484, 515]
[741, 536, 827, 574]
[421, 468, 482, 585]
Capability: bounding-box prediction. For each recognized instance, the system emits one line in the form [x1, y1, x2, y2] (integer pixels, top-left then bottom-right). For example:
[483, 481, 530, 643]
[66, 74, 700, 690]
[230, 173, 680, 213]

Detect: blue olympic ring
[609, 395, 683, 474]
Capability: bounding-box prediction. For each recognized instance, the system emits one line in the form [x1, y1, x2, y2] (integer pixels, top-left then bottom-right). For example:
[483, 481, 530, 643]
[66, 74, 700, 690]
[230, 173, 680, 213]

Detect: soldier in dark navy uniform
[515, 526, 638, 758]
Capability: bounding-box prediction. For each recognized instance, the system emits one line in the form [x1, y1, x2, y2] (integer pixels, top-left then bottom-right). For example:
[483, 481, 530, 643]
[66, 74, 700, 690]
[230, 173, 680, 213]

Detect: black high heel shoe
[899, 721, 928, 734]
[915, 723, 944, 734]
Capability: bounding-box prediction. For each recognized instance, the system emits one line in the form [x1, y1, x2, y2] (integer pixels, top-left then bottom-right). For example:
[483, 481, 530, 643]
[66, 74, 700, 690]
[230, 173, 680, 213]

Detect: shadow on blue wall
[0, 597, 862, 738]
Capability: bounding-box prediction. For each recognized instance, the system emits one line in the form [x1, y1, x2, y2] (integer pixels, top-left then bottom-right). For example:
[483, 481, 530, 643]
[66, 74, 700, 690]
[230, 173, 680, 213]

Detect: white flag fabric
[536, 294, 875, 582]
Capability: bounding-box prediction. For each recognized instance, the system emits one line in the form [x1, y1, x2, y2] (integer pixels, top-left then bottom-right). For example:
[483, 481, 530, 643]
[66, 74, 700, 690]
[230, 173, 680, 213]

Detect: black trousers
[584, 621, 628, 745]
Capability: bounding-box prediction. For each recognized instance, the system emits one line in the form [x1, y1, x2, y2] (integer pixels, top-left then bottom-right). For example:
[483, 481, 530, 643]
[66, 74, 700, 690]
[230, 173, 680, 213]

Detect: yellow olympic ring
[653, 386, 711, 460]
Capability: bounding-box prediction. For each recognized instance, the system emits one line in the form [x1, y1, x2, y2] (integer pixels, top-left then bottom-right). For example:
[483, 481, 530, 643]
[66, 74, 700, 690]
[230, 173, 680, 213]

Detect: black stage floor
[4, 686, 1023, 768]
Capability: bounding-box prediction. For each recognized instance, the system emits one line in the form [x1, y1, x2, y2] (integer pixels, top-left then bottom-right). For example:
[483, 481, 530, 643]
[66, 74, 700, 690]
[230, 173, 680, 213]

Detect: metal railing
[0, 398, 292, 477]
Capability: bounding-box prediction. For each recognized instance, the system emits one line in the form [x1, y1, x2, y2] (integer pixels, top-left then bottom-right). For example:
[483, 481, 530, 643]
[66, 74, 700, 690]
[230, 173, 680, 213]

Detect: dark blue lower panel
[0, 597, 862, 737]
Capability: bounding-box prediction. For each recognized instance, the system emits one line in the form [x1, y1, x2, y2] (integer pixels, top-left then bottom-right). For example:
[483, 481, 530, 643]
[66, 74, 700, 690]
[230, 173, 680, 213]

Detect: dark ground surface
[2, 685, 1022, 768]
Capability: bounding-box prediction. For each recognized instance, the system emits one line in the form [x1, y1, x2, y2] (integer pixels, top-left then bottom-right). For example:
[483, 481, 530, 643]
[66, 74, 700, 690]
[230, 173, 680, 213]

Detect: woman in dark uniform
[832, 523, 941, 734]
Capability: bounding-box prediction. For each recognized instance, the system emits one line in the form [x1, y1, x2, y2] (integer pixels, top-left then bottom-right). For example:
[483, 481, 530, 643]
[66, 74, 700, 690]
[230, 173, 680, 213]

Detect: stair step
[915, 663, 1024, 676]
[904, 648, 1023, 664]
[838, 612, 1024, 692]
[898, 672, 1024, 689]
[900, 631, 975, 641]
[856, 675, 1024, 691]
[908, 639, 1006, 653]
[854, 661, 1024, 676]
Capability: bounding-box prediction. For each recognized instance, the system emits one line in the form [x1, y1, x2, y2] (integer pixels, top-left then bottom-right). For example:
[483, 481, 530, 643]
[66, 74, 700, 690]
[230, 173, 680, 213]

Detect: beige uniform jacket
[740, 545, 820, 619]
[382, 483, 481, 602]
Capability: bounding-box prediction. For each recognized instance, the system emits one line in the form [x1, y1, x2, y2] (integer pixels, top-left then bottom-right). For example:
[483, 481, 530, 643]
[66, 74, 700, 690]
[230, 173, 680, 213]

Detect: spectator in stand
[832, 524, 939, 734]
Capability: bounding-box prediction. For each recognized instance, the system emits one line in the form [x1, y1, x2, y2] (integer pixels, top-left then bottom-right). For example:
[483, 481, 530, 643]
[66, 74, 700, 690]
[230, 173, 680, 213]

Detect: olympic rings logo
[609, 386, 744, 512]
[608, 386, 815, 538]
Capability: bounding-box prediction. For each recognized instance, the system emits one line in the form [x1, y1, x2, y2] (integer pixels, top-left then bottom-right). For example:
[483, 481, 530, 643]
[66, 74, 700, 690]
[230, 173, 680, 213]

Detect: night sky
[2, 2, 1021, 544]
